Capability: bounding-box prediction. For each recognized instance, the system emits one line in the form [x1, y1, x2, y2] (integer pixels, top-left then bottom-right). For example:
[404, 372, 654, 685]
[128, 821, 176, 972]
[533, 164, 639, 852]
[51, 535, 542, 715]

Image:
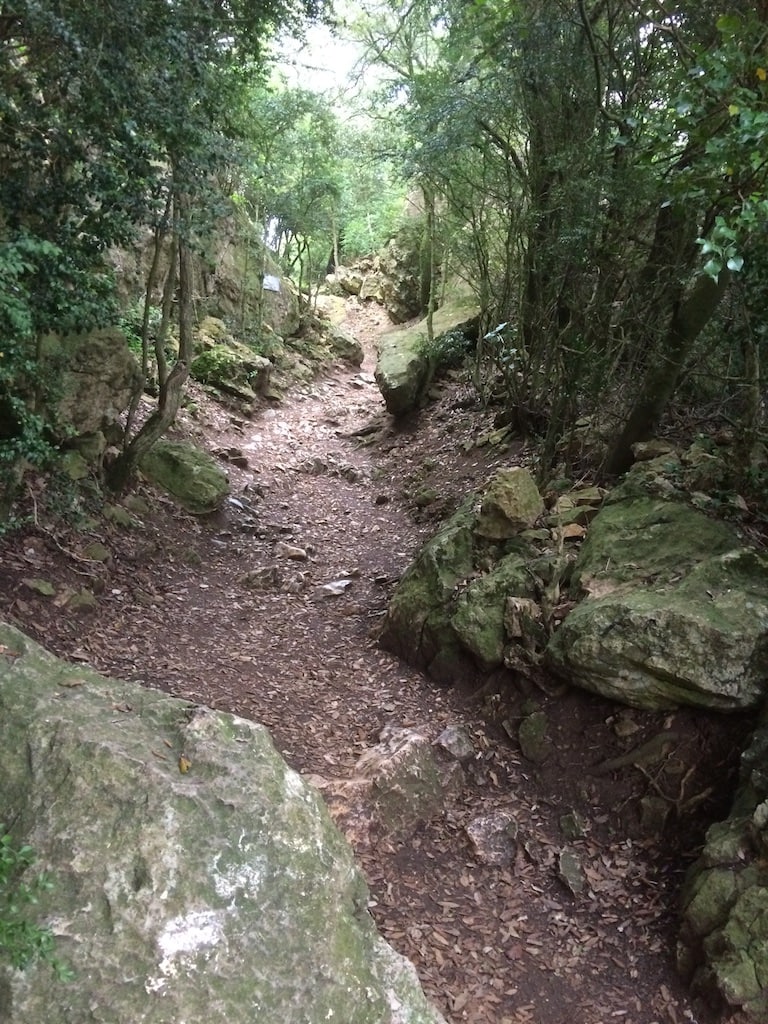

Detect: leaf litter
[0, 299, 754, 1024]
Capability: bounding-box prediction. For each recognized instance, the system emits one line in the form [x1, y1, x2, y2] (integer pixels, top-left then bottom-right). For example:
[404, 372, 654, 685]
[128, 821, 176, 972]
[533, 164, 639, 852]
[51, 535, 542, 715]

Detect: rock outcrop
[190, 317, 272, 405]
[545, 470, 768, 711]
[383, 453, 768, 713]
[0, 623, 446, 1024]
[379, 469, 545, 683]
[41, 327, 141, 444]
[678, 714, 768, 1020]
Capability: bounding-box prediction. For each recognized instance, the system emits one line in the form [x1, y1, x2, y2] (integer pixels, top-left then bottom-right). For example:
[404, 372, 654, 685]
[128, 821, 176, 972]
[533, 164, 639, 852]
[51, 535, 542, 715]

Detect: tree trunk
[106, 196, 193, 493]
[602, 269, 731, 477]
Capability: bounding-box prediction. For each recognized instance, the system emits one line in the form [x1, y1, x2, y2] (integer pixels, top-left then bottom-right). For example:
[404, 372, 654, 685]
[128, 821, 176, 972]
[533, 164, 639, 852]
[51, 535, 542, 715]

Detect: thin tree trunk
[602, 269, 730, 477]
[107, 195, 193, 492]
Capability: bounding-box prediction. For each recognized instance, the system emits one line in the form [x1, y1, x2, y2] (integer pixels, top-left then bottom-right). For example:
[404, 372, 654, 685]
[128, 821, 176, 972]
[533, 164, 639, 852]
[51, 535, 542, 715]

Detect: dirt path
[0, 300, 749, 1024]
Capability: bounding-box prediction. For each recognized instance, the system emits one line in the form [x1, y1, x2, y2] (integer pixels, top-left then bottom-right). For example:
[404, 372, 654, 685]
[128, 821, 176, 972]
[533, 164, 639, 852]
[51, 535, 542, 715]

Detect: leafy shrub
[0, 831, 72, 980]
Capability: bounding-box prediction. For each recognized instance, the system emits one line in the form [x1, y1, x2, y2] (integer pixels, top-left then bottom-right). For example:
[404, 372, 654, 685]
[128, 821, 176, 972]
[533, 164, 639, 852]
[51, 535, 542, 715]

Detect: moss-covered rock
[41, 327, 141, 440]
[0, 623, 447, 1024]
[379, 500, 476, 675]
[328, 325, 364, 366]
[375, 299, 479, 418]
[190, 335, 271, 403]
[451, 550, 537, 669]
[679, 717, 768, 1021]
[380, 489, 549, 681]
[140, 440, 229, 514]
[546, 490, 768, 710]
[474, 468, 544, 539]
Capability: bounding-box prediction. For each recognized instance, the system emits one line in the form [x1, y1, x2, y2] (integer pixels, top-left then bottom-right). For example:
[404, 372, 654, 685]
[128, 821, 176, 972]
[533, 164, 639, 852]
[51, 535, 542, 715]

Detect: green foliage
[0, 831, 72, 981]
[424, 327, 472, 374]
[0, 0, 326, 496]
[667, 12, 768, 281]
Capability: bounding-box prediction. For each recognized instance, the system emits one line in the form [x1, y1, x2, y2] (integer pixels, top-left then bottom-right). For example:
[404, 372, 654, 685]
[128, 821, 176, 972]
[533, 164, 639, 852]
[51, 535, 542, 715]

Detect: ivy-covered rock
[140, 440, 229, 514]
[0, 623, 446, 1024]
[545, 487, 768, 710]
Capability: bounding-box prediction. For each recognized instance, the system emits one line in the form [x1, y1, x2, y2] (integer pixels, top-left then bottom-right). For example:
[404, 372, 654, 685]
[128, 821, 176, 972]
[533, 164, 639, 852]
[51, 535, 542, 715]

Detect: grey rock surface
[0, 623, 446, 1024]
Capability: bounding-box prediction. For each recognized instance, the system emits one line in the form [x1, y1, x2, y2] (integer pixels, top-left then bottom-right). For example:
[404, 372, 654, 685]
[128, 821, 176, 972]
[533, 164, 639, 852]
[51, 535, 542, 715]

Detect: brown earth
[0, 298, 755, 1024]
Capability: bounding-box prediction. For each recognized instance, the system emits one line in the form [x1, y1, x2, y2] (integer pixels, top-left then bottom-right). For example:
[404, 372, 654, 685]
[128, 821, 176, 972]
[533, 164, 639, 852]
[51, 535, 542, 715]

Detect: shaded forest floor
[0, 299, 754, 1024]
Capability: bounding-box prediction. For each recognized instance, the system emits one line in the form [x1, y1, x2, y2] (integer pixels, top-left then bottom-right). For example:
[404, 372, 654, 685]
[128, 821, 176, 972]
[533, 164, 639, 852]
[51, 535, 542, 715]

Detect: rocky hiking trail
[0, 300, 753, 1024]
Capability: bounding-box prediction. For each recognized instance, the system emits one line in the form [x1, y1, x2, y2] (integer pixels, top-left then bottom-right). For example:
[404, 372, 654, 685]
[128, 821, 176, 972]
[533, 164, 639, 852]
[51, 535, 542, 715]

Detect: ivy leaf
[726, 255, 744, 272]
[702, 258, 722, 281]
[716, 14, 742, 36]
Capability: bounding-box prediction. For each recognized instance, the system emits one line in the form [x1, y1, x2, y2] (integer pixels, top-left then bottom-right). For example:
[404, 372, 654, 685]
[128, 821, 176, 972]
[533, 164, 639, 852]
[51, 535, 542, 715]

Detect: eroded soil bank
[0, 299, 752, 1024]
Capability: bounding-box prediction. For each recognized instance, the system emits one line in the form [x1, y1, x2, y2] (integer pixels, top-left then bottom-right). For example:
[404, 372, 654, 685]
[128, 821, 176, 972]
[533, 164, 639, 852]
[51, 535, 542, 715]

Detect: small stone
[104, 504, 137, 528]
[560, 811, 588, 841]
[435, 725, 475, 762]
[518, 711, 550, 764]
[23, 577, 55, 597]
[640, 795, 671, 835]
[632, 439, 677, 461]
[82, 542, 111, 563]
[61, 450, 89, 481]
[67, 588, 98, 612]
[558, 849, 585, 895]
[274, 542, 308, 561]
[314, 579, 354, 598]
[121, 495, 149, 515]
[465, 812, 518, 866]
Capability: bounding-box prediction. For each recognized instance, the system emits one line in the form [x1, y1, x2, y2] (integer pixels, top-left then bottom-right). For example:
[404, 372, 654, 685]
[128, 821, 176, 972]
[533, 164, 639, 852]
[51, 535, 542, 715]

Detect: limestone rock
[41, 328, 141, 440]
[451, 549, 538, 670]
[474, 468, 544, 539]
[0, 623, 446, 1024]
[435, 725, 475, 762]
[328, 325, 365, 366]
[379, 500, 476, 675]
[375, 324, 429, 418]
[380, 491, 551, 681]
[190, 330, 272, 404]
[375, 299, 479, 418]
[333, 266, 364, 295]
[678, 718, 768, 1019]
[546, 488, 768, 710]
[310, 726, 454, 854]
[378, 235, 424, 324]
[352, 727, 445, 834]
[140, 440, 229, 514]
[465, 812, 518, 866]
[360, 273, 384, 302]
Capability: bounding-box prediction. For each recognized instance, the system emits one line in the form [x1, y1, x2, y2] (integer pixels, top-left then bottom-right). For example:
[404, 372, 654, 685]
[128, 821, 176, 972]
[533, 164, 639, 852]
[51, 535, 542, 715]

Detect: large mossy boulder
[678, 717, 768, 1020]
[0, 623, 446, 1024]
[140, 440, 229, 514]
[545, 478, 768, 710]
[375, 299, 479, 418]
[378, 232, 424, 324]
[380, 469, 544, 681]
